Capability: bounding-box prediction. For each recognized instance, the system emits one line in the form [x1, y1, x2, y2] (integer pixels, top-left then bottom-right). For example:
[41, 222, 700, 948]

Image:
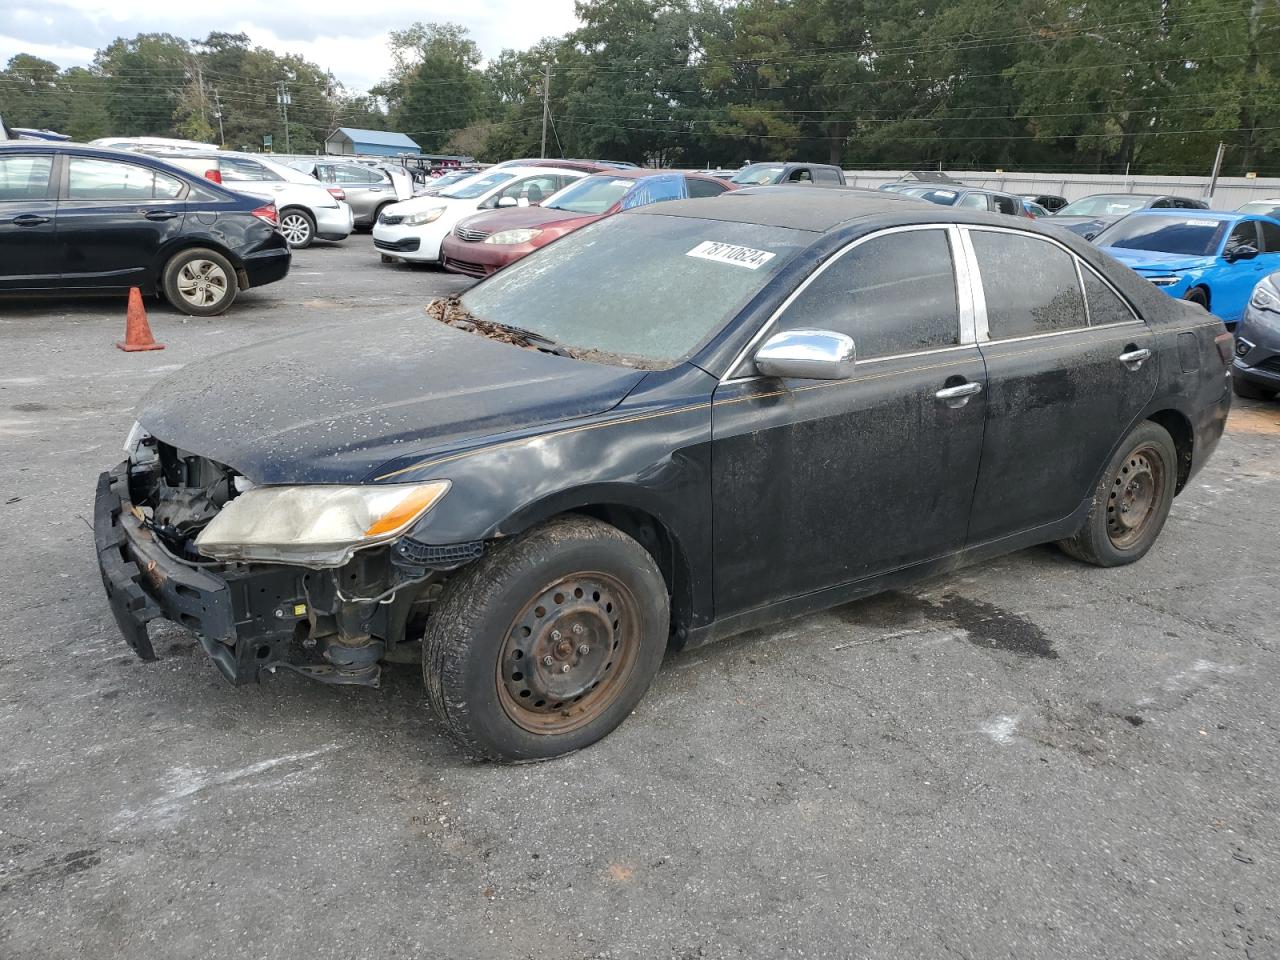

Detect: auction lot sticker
[687, 240, 776, 269]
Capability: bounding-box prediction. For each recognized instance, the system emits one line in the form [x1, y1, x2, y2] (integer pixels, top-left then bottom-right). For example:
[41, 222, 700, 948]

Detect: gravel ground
[1, 239, 1278, 960]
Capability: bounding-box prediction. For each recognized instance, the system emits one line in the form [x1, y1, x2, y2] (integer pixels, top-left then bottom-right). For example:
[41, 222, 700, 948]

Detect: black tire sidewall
[1183, 288, 1208, 309]
[1232, 374, 1274, 400]
[428, 521, 669, 761]
[1085, 422, 1178, 565]
[280, 207, 315, 248]
[161, 247, 238, 317]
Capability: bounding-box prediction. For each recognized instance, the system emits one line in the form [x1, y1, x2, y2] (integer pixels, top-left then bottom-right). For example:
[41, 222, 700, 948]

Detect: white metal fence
[843, 170, 1280, 209]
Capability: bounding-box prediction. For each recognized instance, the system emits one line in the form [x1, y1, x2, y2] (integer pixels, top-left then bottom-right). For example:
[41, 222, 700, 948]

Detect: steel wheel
[280, 212, 313, 247]
[1106, 444, 1167, 550]
[174, 259, 230, 309]
[496, 572, 642, 736]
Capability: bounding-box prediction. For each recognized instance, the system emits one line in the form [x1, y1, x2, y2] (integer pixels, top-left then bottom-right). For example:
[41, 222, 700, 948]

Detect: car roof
[1125, 209, 1246, 221]
[630, 186, 935, 231]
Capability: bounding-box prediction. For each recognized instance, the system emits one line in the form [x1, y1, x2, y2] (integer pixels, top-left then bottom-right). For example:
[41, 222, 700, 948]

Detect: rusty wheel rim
[1106, 444, 1165, 549]
[496, 572, 640, 735]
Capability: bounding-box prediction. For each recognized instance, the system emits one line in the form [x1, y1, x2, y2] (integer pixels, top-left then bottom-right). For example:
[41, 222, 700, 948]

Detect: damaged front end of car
[94, 428, 480, 688]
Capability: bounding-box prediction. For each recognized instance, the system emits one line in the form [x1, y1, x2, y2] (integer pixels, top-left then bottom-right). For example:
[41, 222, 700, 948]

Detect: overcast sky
[0, 0, 581, 93]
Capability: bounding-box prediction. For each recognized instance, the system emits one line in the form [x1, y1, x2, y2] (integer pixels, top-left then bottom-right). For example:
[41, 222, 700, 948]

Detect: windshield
[731, 165, 785, 185]
[1238, 201, 1280, 217]
[1057, 195, 1150, 217]
[545, 176, 635, 214]
[440, 171, 514, 200]
[459, 214, 808, 367]
[1095, 216, 1228, 257]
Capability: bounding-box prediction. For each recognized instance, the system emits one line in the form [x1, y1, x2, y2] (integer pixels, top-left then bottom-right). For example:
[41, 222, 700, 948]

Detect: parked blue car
[1095, 210, 1280, 326]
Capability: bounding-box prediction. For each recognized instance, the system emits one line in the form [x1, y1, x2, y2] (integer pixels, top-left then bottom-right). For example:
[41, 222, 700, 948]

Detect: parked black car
[96, 190, 1231, 761]
[730, 161, 846, 186]
[1231, 269, 1280, 399]
[1022, 193, 1068, 213]
[1051, 193, 1209, 240]
[0, 142, 290, 315]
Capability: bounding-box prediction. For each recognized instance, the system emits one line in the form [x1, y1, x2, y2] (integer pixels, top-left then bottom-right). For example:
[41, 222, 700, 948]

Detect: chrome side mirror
[753, 329, 856, 380]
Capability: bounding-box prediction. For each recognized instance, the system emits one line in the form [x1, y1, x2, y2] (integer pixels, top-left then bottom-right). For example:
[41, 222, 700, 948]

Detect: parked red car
[441, 169, 734, 277]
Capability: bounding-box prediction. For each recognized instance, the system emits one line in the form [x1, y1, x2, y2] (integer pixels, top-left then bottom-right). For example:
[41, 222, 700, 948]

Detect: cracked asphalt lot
[2, 241, 1279, 959]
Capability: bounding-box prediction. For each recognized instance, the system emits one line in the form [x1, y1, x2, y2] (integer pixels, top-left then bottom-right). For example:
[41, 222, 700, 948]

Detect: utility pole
[1204, 141, 1226, 200]
[212, 89, 225, 147]
[540, 62, 551, 159]
[276, 80, 292, 154]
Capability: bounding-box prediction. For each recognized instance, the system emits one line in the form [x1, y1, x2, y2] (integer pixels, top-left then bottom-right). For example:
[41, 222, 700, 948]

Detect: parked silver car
[289, 160, 412, 229]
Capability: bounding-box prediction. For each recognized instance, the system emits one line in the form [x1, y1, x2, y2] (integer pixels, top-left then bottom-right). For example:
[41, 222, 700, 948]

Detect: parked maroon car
[441, 170, 733, 277]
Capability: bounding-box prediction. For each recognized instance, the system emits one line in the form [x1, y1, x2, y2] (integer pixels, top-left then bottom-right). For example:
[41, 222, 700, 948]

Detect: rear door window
[66, 158, 186, 200]
[1259, 220, 1280, 252]
[970, 230, 1087, 338]
[686, 177, 728, 198]
[0, 154, 54, 200]
[813, 167, 841, 184]
[219, 157, 282, 182]
[991, 195, 1019, 216]
[775, 229, 960, 358]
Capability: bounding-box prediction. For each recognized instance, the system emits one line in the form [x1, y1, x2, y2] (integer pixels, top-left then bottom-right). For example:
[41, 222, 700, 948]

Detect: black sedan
[95, 189, 1232, 761]
[1232, 270, 1280, 399]
[0, 142, 290, 315]
[1051, 193, 1209, 241]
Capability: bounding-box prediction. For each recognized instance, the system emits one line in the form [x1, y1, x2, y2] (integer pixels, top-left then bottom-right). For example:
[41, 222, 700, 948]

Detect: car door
[328, 164, 390, 221]
[1218, 220, 1268, 324]
[962, 226, 1158, 543]
[710, 225, 988, 616]
[0, 150, 58, 290]
[1256, 219, 1280, 280]
[56, 155, 188, 290]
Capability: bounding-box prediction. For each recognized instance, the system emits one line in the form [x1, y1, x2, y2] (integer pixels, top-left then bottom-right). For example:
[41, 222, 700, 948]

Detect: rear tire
[161, 248, 238, 317]
[1058, 421, 1177, 567]
[423, 515, 669, 762]
[1232, 374, 1275, 401]
[279, 207, 315, 248]
[1183, 287, 1209, 310]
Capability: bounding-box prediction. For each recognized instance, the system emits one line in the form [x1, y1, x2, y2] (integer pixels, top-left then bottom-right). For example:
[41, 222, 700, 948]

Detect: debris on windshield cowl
[427, 296, 536, 349]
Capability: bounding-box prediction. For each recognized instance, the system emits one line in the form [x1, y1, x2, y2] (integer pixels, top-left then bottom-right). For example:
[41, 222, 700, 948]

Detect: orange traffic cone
[116, 287, 164, 352]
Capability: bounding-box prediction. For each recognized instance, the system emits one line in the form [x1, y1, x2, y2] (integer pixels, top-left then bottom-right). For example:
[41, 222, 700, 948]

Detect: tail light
[204, 168, 222, 184]
[251, 204, 279, 226]
[1214, 331, 1234, 366]
[327, 187, 346, 201]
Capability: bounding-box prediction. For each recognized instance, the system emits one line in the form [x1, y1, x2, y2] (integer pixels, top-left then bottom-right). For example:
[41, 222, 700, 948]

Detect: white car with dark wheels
[133, 148, 354, 249]
[372, 165, 588, 264]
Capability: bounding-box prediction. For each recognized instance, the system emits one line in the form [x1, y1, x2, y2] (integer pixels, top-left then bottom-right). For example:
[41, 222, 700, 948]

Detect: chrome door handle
[1118, 347, 1151, 370]
[935, 381, 983, 407]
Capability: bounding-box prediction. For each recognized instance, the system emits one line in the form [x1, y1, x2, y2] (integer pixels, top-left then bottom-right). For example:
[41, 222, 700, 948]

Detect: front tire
[1058, 421, 1177, 567]
[423, 516, 670, 762]
[161, 248, 238, 317]
[279, 207, 316, 248]
[1183, 287, 1209, 310]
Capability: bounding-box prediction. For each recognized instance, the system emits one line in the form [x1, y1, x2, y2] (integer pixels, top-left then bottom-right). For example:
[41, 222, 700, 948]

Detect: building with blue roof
[324, 127, 420, 157]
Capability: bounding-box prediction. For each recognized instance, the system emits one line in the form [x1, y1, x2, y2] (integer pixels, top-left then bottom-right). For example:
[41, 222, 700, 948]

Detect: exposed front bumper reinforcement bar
[94, 465, 313, 685]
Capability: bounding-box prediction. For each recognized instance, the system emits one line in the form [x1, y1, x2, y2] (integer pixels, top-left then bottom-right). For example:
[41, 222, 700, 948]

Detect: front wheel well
[566, 505, 693, 649]
[1186, 284, 1210, 308]
[1147, 410, 1194, 492]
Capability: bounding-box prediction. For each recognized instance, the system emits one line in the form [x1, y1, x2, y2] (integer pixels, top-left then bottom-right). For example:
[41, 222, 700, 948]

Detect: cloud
[0, 0, 579, 92]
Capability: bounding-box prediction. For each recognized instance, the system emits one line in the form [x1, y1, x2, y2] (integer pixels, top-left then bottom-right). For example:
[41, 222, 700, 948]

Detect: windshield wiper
[493, 323, 576, 358]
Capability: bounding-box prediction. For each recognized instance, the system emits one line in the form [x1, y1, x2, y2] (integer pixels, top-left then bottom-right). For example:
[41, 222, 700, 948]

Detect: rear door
[962, 227, 1158, 542]
[56, 155, 188, 290]
[325, 164, 392, 222]
[711, 225, 988, 615]
[0, 150, 58, 290]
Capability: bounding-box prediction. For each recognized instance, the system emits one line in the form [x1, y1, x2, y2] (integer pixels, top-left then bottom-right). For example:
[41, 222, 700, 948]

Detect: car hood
[457, 206, 600, 235]
[1051, 215, 1118, 236]
[135, 314, 646, 485]
[385, 195, 473, 217]
[1101, 247, 1217, 273]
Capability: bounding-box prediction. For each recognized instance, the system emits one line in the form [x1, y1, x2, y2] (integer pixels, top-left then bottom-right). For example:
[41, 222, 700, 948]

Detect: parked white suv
[371, 166, 587, 264]
[134, 149, 354, 248]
